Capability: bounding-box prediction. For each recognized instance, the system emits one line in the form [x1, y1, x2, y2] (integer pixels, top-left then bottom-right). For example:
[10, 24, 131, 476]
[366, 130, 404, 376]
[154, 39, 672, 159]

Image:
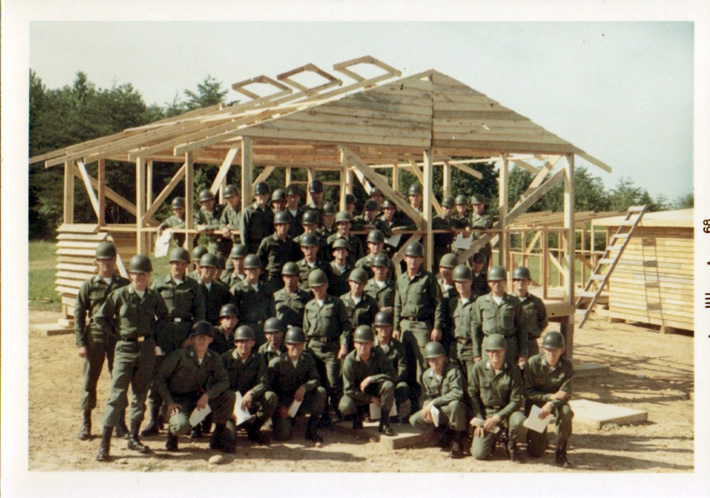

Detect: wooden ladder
[576, 205, 647, 328]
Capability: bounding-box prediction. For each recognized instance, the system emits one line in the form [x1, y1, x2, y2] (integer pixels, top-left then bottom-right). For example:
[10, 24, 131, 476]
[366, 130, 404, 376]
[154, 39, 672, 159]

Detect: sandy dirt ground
[28, 309, 693, 473]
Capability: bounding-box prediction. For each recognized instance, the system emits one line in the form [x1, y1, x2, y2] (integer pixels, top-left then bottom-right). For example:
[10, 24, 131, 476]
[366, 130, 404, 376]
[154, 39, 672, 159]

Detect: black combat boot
[449, 431, 464, 459]
[126, 421, 151, 454]
[201, 414, 213, 434]
[115, 410, 129, 439]
[461, 427, 473, 457]
[78, 410, 91, 440]
[190, 425, 203, 440]
[165, 430, 179, 452]
[247, 420, 270, 445]
[378, 414, 395, 436]
[141, 406, 161, 436]
[352, 407, 363, 430]
[96, 426, 113, 462]
[555, 440, 573, 467]
[508, 441, 522, 463]
[210, 423, 235, 453]
[305, 416, 323, 444]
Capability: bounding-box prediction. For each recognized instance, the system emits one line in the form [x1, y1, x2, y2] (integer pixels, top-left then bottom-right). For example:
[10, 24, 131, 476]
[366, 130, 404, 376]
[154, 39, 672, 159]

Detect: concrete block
[31, 323, 74, 336]
[569, 399, 647, 429]
[332, 419, 436, 449]
[572, 361, 609, 377]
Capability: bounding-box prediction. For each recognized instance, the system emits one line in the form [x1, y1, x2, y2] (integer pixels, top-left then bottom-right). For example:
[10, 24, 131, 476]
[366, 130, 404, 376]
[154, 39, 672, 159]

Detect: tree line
[29, 71, 693, 240]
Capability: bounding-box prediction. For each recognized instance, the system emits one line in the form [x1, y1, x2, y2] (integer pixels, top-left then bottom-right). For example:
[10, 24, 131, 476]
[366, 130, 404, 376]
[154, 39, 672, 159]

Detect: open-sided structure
[30, 56, 612, 352]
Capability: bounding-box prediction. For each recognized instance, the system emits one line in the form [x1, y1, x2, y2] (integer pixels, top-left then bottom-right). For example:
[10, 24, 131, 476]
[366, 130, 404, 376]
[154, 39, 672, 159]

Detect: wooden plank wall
[607, 226, 693, 332]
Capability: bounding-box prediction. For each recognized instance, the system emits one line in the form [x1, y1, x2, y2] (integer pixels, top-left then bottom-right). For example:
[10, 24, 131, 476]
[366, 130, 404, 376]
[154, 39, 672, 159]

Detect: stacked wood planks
[593, 209, 693, 332]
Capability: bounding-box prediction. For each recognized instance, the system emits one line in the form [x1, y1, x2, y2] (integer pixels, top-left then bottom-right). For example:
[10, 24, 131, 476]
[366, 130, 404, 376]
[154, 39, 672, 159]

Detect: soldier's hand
[473, 427, 484, 438]
[540, 402, 554, 418]
[242, 391, 254, 410]
[196, 393, 210, 410]
[552, 390, 569, 401]
[221, 227, 231, 238]
[483, 415, 500, 432]
[168, 402, 182, 417]
[393, 330, 401, 340]
[360, 376, 373, 391]
[422, 407, 432, 424]
[473, 356, 481, 364]
[337, 344, 348, 360]
[431, 328, 442, 342]
[518, 356, 527, 368]
[294, 385, 306, 402]
[77, 346, 87, 358]
[197, 224, 207, 232]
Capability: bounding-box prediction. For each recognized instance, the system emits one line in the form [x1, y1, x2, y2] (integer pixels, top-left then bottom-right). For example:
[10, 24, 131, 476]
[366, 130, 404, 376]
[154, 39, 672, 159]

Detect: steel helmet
[301, 210, 319, 225]
[300, 233, 319, 247]
[323, 202, 337, 215]
[219, 303, 238, 318]
[331, 238, 350, 251]
[284, 326, 306, 344]
[364, 199, 378, 211]
[372, 253, 390, 267]
[453, 264, 473, 282]
[308, 179, 324, 193]
[285, 184, 302, 196]
[190, 320, 215, 338]
[408, 184, 423, 196]
[271, 188, 286, 202]
[308, 269, 328, 287]
[370, 187, 383, 198]
[281, 262, 299, 276]
[353, 325, 375, 343]
[264, 317, 285, 333]
[230, 244, 248, 259]
[382, 199, 395, 209]
[455, 195, 468, 205]
[439, 253, 459, 268]
[367, 229, 385, 244]
[168, 247, 190, 264]
[95, 242, 117, 259]
[198, 189, 215, 203]
[254, 182, 271, 195]
[192, 245, 208, 261]
[171, 197, 186, 209]
[542, 331, 565, 350]
[373, 310, 394, 327]
[335, 211, 353, 224]
[224, 185, 239, 198]
[424, 341, 446, 359]
[199, 253, 220, 268]
[441, 195, 455, 208]
[243, 255, 262, 269]
[128, 254, 152, 273]
[235, 325, 256, 341]
[348, 268, 369, 284]
[483, 334, 507, 351]
[471, 194, 485, 205]
[512, 266, 531, 280]
[487, 265, 507, 281]
[274, 211, 291, 224]
[344, 193, 357, 204]
[404, 241, 424, 258]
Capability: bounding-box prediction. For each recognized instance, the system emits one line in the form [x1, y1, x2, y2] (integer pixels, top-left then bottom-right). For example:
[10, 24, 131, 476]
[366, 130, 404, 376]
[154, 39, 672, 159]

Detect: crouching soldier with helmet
[410, 342, 470, 459]
[221, 325, 277, 446]
[156, 321, 236, 453]
[268, 327, 327, 444]
[523, 330, 574, 467]
[373, 310, 411, 422]
[259, 317, 287, 363]
[339, 325, 397, 436]
[468, 334, 526, 462]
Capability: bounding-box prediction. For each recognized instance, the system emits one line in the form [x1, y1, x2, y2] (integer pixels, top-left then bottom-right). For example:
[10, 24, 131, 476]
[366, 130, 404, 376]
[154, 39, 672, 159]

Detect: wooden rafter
[76, 160, 100, 219]
[141, 162, 187, 223]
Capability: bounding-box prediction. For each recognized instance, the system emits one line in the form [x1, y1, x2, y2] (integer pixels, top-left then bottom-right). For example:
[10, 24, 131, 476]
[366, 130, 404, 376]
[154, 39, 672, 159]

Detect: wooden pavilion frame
[30, 56, 612, 354]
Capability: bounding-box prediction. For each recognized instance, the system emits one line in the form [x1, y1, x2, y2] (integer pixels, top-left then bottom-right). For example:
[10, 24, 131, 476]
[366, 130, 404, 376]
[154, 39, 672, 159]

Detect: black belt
[171, 317, 193, 323]
[402, 316, 428, 322]
[486, 405, 502, 411]
[456, 338, 472, 345]
[309, 336, 338, 344]
[121, 335, 152, 343]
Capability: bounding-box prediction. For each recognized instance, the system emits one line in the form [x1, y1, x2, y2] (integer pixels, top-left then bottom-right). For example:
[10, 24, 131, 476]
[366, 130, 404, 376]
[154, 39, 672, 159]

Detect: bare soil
[28, 309, 693, 473]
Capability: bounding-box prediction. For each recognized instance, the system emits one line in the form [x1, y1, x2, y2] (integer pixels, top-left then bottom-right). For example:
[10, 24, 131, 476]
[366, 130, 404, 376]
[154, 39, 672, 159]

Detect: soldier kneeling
[156, 321, 236, 453]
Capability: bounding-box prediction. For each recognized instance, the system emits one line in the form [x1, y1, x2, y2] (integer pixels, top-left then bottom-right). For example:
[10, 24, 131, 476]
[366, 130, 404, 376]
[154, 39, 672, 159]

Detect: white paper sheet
[188, 404, 212, 427]
[384, 233, 402, 247]
[154, 230, 172, 258]
[453, 233, 473, 250]
[430, 405, 440, 427]
[233, 392, 252, 426]
[524, 404, 555, 433]
[287, 399, 302, 418]
[368, 402, 397, 421]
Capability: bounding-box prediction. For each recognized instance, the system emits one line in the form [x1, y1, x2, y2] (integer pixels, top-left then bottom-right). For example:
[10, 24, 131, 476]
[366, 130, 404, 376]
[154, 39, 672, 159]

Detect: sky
[27, 21, 694, 202]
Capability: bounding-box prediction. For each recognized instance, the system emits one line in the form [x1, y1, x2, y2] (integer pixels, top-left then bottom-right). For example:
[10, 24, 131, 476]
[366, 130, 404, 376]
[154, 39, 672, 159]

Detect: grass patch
[29, 241, 61, 312]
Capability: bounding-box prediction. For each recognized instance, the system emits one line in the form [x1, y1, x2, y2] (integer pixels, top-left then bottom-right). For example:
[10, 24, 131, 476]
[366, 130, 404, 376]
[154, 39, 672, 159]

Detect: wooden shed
[593, 209, 694, 333]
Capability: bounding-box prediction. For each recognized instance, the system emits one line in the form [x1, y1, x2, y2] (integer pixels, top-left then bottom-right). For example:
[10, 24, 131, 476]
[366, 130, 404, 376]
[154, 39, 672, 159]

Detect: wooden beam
[511, 158, 539, 174]
[142, 162, 187, 223]
[147, 160, 154, 207]
[498, 155, 509, 266]
[63, 161, 74, 224]
[242, 138, 254, 208]
[185, 152, 195, 251]
[422, 150, 434, 271]
[98, 159, 106, 226]
[407, 160, 442, 216]
[210, 145, 240, 194]
[442, 161, 452, 197]
[252, 166, 276, 189]
[136, 157, 147, 254]
[577, 152, 612, 173]
[76, 160, 100, 220]
[563, 153, 575, 358]
[505, 168, 565, 222]
[451, 162, 483, 180]
[70, 168, 146, 220]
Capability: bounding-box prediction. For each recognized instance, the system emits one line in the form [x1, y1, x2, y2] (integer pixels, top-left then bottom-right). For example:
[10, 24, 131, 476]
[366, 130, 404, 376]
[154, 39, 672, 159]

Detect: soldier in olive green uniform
[327, 211, 364, 265]
[95, 255, 169, 462]
[303, 179, 325, 220]
[240, 181, 275, 254]
[210, 303, 239, 356]
[472, 266, 527, 367]
[143, 247, 206, 437]
[512, 266, 549, 356]
[449, 265, 477, 379]
[158, 197, 187, 247]
[339, 325, 396, 435]
[340, 268, 380, 336]
[273, 262, 312, 329]
[303, 269, 352, 425]
[221, 325, 277, 445]
[523, 331, 574, 466]
[329, 238, 354, 297]
[470, 252, 491, 298]
[285, 184, 304, 238]
[271, 188, 287, 213]
[230, 255, 275, 348]
[218, 184, 242, 248]
[364, 253, 395, 312]
[196, 253, 231, 325]
[293, 210, 328, 261]
[469, 194, 494, 266]
[268, 327, 326, 443]
[373, 310, 410, 421]
[221, 243, 247, 287]
[296, 233, 335, 293]
[75, 242, 130, 440]
[187, 246, 208, 281]
[468, 334, 526, 462]
[437, 253, 460, 354]
[257, 210, 301, 292]
[318, 202, 338, 240]
[157, 321, 236, 453]
[355, 229, 395, 281]
[259, 317, 287, 363]
[194, 189, 228, 258]
[353, 199, 393, 241]
[410, 342, 470, 459]
[432, 196, 456, 274]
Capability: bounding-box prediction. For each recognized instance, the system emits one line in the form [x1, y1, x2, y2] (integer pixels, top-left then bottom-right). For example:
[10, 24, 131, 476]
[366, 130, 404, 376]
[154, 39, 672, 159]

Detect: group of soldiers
[74, 180, 574, 467]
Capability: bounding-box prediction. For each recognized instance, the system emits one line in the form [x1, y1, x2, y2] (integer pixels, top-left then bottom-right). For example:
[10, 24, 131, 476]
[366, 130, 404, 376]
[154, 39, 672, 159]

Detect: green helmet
[300, 233, 319, 247]
[302, 210, 319, 225]
[382, 199, 395, 209]
[353, 325, 375, 343]
[219, 303, 238, 318]
[487, 265, 507, 281]
[224, 185, 239, 198]
[408, 184, 423, 196]
[285, 184, 301, 196]
[190, 320, 214, 338]
[254, 182, 271, 195]
[323, 202, 337, 215]
[348, 268, 369, 284]
[128, 254, 152, 273]
[364, 199, 378, 211]
[168, 247, 190, 264]
[439, 253, 459, 268]
[453, 264, 472, 282]
[308, 269, 328, 287]
[472, 252, 486, 264]
[441, 195, 455, 208]
[192, 245, 208, 261]
[235, 325, 256, 341]
[243, 254, 262, 269]
[271, 188, 286, 202]
[374, 310, 394, 327]
[264, 317, 285, 333]
[455, 195, 468, 205]
[405, 241, 424, 257]
[370, 187, 383, 198]
[230, 244, 248, 259]
[308, 179, 324, 193]
[372, 253, 390, 267]
[331, 238, 350, 251]
[542, 331, 565, 350]
[512, 266, 531, 280]
[484, 334, 507, 351]
[367, 229, 385, 244]
[424, 341, 446, 359]
[471, 194, 485, 205]
[281, 262, 299, 276]
[95, 242, 117, 259]
[199, 189, 215, 203]
[285, 326, 306, 344]
[335, 211, 352, 224]
[274, 211, 290, 224]
[171, 197, 185, 209]
[345, 193, 357, 204]
[199, 253, 219, 268]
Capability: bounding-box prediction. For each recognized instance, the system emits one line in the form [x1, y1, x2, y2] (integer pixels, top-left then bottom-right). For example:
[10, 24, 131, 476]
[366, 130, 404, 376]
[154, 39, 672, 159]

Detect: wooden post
[63, 161, 74, 225]
[242, 137, 254, 210]
[306, 168, 314, 205]
[423, 150, 434, 271]
[285, 167, 292, 188]
[136, 157, 147, 254]
[542, 227, 549, 299]
[392, 163, 399, 194]
[185, 152, 195, 251]
[97, 159, 106, 227]
[498, 154, 509, 267]
[563, 153, 575, 358]
[443, 161, 452, 197]
[146, 160, 154, 207]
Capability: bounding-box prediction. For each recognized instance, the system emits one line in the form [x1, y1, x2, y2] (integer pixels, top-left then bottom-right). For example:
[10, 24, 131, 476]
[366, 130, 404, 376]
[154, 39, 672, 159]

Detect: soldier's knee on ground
[472, 433, 495, 460]
[409, 410, 432, 432]
[508, 411, 527, 443]
[210, 390, 236, 424]
[169, 412, 192, 436]
[262, 391, 279, 418]
[338, 395, 358, 417]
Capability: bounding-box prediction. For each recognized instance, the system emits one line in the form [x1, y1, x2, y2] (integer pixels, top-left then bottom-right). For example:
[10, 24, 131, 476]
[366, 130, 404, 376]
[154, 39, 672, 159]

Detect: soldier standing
[230, 254, 275, 348]
[296, 233, 335, 293]
[319, 202, 338, 240]
[210, 303, 239, 356]
[218, 184, 242, 250]
[273, 262, 312, 329]
[449, 264, 477, 379]
[257, 210, 301, 292]
[194, 189, 226, 257]
[196, 253, 231, 326]
[328, 238, 353, 297]
[220, 243, 248, 287]
[240, 181, 274, 254]
[340, 267, 380, 334]
[469, 194, 494, 267]
[158, 197, 187, 247]
[512, 266, 549, 356]
[284, 184, 304, 238]
[355, 229, 395, 281]
[327, 211, 364, 265]
[364, 253, 395, 313]
[470, 252, 491, 299]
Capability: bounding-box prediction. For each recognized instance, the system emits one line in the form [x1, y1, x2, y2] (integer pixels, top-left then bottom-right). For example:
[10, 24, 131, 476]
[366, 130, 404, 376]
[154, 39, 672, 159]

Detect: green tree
[183, 75, 228, 110]
[673, 192, 694, 209]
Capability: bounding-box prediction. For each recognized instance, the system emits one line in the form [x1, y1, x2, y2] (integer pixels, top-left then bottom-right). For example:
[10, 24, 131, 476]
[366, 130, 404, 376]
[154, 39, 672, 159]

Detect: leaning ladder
[576, 205, 647, 328]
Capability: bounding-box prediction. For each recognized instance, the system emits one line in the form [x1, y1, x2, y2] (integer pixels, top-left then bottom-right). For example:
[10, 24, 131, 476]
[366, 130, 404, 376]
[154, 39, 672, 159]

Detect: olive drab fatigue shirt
[394, 269, 445, 330]
[198, 279, 231, 325]
[450, 295, 476, 350]
[471, 271, 491, 300]
[221, 349, 270, 398]
[519, 293, 549, 340]
[327, 233, 364, 266]
[156, 346, 230, 403]
[302, 294, 353, 347]
[194, 205, 224, 231]
[74, 274, 130, 347]
[230, 280, 275, 326]
[471, 292, 526, 360]
[95, 285, 169, 341]
[210, 325, 236, 356]
[151, 275, 206, 351]
[219, 204, 241, 232]
[258, 341, 287, 364]
[256, 233, 301, 281]
[159, 214, 186, 231]
[220, 271, 246, 289]
[355, 254, 396, 282]
[328, 260, 354, 297]
[523, 354, 574, 409]
[468, 359, 523, 421]
[339, 292, 380, 331]
[296, 258, 335, 293]
[267, 352, 321, 403]
[273, 286, 312, 329]
[286, 209, 304, 238]
[364, 278, 395, 310]
[374, 339, 408, 384]
[341, 348, 396, 404]
[420, 361, 466, 408]
[351, 216, 393, 239]
[240, 203, 275, 253]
